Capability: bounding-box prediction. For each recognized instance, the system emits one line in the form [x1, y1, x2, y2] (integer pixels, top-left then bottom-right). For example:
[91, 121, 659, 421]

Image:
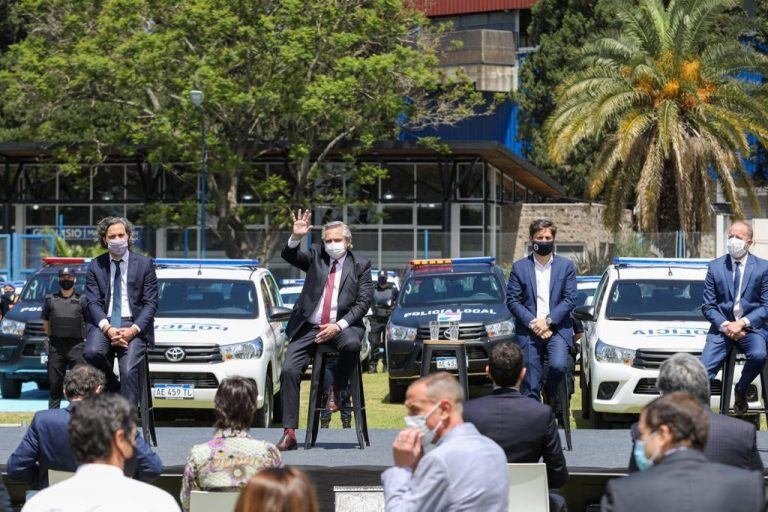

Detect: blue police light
[577, 276, 601, 283]
[279, 278, 305, 286]
[450, 257, 496, 264]
[613, 257, 711, 267]
[153, 258, 261, 267]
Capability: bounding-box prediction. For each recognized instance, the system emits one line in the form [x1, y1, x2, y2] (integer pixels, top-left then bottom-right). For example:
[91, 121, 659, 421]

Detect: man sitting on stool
[701, 220, 768, 414]
[277, 210, 373, 451]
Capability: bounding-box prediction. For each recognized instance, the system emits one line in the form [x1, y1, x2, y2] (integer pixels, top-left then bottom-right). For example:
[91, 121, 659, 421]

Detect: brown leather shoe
[734, 391, 749, 415]
[326, 386, 340, 413]
[276, 430, 297, 451]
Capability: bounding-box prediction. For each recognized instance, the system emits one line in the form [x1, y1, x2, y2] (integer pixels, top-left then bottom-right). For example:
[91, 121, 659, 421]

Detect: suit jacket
[6, 403, 163, 488]
[463, 387, 568, 488]
[602, 449, 764, 512]
[506, 254, 577, 345]
[702, 253, 768, 338]
[281, 243, 373, 340]
[0, 476, 10, 512]
[85, 251, 158, 346]
[628, 410, 763, 472]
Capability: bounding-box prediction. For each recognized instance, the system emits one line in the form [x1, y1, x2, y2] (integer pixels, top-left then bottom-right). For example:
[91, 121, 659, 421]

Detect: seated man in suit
[6, 364, 162, 488]
[628, 353, 762, 472]
[463, 342, 568, 511]
[701, 220, 768, 414]
[602, 392, 764, 512]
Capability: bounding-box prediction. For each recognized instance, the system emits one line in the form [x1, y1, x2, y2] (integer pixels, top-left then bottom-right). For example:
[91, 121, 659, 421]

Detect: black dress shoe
[734, 391, 749, 415]
[276, 432, 298, 451]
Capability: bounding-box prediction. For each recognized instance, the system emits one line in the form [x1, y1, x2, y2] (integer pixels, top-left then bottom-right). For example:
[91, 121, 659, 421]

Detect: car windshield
[21, 272, 86, 301]
[280, 292, 300, 305]
[605, 280, 704, 321]
[400, 273, 504, 307]
[577, 287, 596, 306]
[157, 279, 258, 319]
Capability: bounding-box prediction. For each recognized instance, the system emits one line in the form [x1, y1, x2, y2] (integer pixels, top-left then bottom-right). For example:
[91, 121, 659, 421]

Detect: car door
[263, 275, 288, 378]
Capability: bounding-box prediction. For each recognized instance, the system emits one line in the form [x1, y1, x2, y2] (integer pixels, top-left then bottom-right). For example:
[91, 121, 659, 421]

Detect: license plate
[153, 384, 194, 400]
[40, 352, 48, 365]
[436, 356, 457, 370]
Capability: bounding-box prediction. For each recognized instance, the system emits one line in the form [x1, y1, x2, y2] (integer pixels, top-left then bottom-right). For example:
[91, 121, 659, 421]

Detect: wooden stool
[718, 347, 768, 427]
[305, 344, 369, 450]
[139, 354, 157, 447]
[420, 339, 469, 399]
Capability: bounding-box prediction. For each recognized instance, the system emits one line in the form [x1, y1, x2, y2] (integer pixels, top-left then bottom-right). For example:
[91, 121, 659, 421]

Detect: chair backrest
[48, 469, 75, 486]
[507, 463, 549, 512]
[189, 490, 241, 512]
[334, 486, 385, 512]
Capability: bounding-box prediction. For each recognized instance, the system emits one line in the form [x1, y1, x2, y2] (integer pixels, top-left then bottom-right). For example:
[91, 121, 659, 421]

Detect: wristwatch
[545, 316, 554, 327]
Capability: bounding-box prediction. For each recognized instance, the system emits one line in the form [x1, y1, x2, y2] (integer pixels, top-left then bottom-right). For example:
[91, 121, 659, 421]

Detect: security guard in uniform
[42, 268, 87, 409]
[369, 270, 398, 373]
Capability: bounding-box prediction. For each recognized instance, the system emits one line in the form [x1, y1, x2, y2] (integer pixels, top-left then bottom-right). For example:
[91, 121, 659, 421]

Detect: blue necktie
[734, 261, 742, 300]
[111, 260, 122, 327]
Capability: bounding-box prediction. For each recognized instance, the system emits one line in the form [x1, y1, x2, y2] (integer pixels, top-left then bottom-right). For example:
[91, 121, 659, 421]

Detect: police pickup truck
[575, 257, 762, 427]
[149, 259, 291, 427]
[386, 257, 515, 402]
[0, 257, 89, 398]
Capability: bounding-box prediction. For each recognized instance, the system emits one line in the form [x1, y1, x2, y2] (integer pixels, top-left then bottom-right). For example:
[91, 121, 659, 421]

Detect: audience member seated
[381, 372, 508, 511]
[0, 477, 9, 512]
[7, 364, 162, 489]
[180, 377, 282, 512]
[235, 467, 319, 512]
[628, 353, 762, 472]
[21, 393, 179, 512]
[601, 392, 765, 512]
[463, 342, 568, 511]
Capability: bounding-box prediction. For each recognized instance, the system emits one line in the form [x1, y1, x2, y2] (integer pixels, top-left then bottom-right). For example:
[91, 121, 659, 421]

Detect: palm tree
[546, 0, 768, 233]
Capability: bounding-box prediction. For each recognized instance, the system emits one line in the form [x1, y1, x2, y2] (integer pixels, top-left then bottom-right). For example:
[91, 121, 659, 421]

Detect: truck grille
[21, 343, 44, 356]
[632, 350, 702, 369]
[150, 372, 219, 388]
[417, 345, 488, 362]
[417, 323, 486, 341]
[633, 378, 754, 399]
[148, 344, 222, 363]
[24, 321, 46, 337]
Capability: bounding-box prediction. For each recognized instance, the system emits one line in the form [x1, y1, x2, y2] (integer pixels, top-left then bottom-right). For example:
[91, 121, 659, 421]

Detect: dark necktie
[734, 260, 742, 299]
[320, 261, 338, 325]
[111, 260, 122, 327]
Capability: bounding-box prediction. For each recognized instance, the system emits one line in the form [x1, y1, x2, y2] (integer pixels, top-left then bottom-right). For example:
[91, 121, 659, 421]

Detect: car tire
[388, 378, 408, 404]
[36, 381, 50, 391]
[580, 375, 591, 420]
[592, 410, 610, 428]
[253, 375, 273, 428]
[1, 374, 22, 399]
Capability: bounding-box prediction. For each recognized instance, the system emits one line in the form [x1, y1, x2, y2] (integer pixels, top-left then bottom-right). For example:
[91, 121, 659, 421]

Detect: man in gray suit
[602, 392, 764, 512]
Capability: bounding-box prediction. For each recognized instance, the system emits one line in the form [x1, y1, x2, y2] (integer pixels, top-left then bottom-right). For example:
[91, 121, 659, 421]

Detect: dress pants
[280, 323, 362, 429]
[84, 318, 147, 406]
[517, 332, 569, 400]
[701, 331, 767, 395]
[47, 337, 85, 409]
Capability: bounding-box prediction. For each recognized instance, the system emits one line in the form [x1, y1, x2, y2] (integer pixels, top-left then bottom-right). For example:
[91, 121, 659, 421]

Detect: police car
[575, 257, 762, 427]
[149, 259, 291, 427]
[0, 257, 89, 398]
[576, 276, 600, 307]
[386, 257, 515, 402]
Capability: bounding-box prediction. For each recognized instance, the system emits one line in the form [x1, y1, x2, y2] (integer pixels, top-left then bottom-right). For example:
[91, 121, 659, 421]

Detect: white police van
[149, 259, 291, 427]
[575, 257, 762, 427]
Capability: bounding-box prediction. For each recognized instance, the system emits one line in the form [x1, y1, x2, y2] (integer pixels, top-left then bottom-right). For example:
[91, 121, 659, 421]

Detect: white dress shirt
[97, 250, 140, 333]
[733, 253, 748, 323]
[534, 255, 553, 319]
[21, 463, 180, 512]
[287, 237, 349, 330]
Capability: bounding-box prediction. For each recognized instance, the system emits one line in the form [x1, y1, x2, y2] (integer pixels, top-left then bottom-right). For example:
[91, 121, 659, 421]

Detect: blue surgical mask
[404, 402, 443, 445]
[633, 440, 653, 471]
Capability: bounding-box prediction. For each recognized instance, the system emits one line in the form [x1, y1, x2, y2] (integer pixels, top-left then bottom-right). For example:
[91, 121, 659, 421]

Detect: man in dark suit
[6, 364, 162, 488]
[463, 342, 568, 511]
[628, 352, 762, 472]
[506, 219, 577, 399]
[701, 220, 768, 414]
[276, 210, 373, 451]
[84, 217, 157, 406]
[602, 392, 764, 512]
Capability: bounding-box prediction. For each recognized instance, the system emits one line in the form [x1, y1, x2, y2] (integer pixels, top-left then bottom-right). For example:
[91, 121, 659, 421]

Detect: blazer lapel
[338, 253, 354, 291]
[127, 253, 138, 311]
[101, 253, 112, 302]
[527, 254, 537, 303]
[739, 255, 755, 298]
[549, 256, 560, 301]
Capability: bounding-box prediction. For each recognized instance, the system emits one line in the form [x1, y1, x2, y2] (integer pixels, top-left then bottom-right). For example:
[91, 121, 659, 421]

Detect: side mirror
[573, 305, 595, 322]
[268, 306, 292, 323]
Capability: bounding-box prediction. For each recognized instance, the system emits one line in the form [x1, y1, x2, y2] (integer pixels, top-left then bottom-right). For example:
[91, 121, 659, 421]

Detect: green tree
[0, 0, 487, 260]
[546, 0, 768, 233]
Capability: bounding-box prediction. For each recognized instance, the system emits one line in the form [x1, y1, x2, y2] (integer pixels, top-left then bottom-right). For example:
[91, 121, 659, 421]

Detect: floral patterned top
[180, 429, 282, 512]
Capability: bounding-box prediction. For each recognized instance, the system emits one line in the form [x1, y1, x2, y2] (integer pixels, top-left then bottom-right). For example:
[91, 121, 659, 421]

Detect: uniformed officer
[369, 270, 398, 373]
[42, 268, 87, 409]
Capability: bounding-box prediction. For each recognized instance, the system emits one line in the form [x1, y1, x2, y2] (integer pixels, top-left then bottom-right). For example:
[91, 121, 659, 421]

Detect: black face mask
[59, 280, 75, 291]
[532, 241, 554, 257]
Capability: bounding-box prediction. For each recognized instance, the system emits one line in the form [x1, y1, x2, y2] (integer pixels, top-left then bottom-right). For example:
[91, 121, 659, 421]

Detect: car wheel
[580, 375, 591, 420]
[388, 378, 407, 404]
[36, 381, 50, 391]
[1, 374, 22, 399]
[592, 410, 610, 428]
[253, 376, 273, 428]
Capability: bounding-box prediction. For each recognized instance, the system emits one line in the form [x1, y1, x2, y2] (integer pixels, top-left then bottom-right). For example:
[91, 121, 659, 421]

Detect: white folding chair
[189, 490, 240, 512]
[47, 469, 75, 486]
[507, 463, 550, 512]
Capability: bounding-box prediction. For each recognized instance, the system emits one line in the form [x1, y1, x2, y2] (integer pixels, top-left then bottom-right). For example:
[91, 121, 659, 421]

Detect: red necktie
[320, 261, 337, 325]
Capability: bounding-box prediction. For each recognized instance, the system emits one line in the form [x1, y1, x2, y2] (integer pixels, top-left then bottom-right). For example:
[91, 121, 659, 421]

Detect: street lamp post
[190, 90, 207, 258]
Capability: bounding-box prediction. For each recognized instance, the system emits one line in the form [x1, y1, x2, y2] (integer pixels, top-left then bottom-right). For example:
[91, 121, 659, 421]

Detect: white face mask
[727, 236, 749, 260]
[108, 238, 128, 258]
[404, 402, 443, 445]
[325, 241, 347, 260]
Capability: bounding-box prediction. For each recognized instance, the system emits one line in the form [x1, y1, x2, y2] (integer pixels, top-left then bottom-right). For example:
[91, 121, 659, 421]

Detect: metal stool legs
[139, 354, 157, 447]
[420, 342, 469, 399]
[719, 347, 768, 427]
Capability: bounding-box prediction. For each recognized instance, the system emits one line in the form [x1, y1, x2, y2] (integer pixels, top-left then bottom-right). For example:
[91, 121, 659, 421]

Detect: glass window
[382, 206, 413, 225]
[59, 206, 91, 226]
[381, 164, 414, 201]
[502, 174, 515, 202]
[93, 205, 126, 222]
[605, 280, 705, 321]
[156, 279, 258, 319]
[21, 272, 87, 301]
[416, 164, 444, 202]
[58, 170, 91, 201]
[261, 279, 274, 309]
[400, 273, 504, 307]
[93, 165, 125, 201]
[515, 183, 527, 203]
[26, 205, 56, 226]
[164, 166, 196, 201]
[460, 205, 483, 226]
[347, 205, 378, 225]
[22, 166, 57, 201]
[458, 163, 484, 199]
[126, 164, 152, 201]
[418, 204, 442, 226]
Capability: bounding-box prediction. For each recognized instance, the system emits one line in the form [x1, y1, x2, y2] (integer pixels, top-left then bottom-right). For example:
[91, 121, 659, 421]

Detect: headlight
[388, 323, 417, 342]
[595, 340, 635, 365]
[220, 338, 263, 360]
[1, 318, 24, 336]
[485, 320, 515, 338]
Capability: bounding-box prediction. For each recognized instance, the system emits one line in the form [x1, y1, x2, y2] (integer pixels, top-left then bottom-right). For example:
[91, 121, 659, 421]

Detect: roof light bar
[279, 278, 305, 286]
[153, 258, 261, 267]
[42, 257, 91, 265]
[409, 257, 496, 266]
[613, 257, 710, 267]
[576, 276, 601, 283]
